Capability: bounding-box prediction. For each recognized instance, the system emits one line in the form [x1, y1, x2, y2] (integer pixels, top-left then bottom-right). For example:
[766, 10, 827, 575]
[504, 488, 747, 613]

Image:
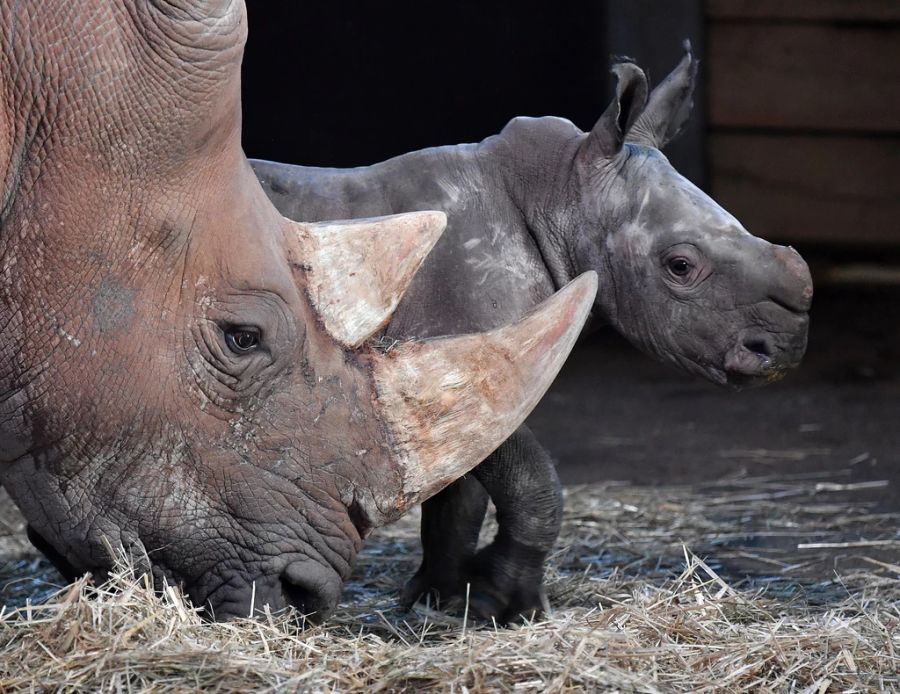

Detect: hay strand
[0, 471, 897, 692]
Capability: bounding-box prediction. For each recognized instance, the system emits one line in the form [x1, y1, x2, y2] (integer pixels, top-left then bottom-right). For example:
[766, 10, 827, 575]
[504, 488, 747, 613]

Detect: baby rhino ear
[627, 40, 699, 150]
[582, 60, 649, 161]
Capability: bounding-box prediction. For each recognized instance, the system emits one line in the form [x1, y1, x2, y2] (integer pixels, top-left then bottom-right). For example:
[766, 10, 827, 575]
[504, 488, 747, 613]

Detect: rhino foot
[400, 475, 488, 612]
[464, 534, 549, 623]
[401, 533, 549, 625]
[399, 562, 464, 611]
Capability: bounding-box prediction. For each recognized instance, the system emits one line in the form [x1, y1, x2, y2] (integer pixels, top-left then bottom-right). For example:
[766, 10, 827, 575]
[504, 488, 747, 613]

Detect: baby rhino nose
[769, 245, 813, 313]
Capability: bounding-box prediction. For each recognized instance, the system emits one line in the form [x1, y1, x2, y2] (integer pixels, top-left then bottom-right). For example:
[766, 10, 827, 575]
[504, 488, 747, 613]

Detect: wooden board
[708, 23, 900, 131]
[708, 0, 900, 21]
[709, 134, 900, 246]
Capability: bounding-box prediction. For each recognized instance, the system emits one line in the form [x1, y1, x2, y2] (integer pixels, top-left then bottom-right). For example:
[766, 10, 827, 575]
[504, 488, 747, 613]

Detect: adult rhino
[253, 44, 813, 622]
[0, 0, 597, 621]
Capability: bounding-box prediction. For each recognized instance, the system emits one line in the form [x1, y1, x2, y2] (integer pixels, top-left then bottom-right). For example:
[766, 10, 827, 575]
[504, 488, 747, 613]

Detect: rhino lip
[723, 335, 782, 388]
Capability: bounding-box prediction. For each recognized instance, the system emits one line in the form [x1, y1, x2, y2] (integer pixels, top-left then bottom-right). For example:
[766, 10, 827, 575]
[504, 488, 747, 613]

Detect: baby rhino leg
[401, 426, 562, 624]
[468, 425, 562, 623]
[400, 474, 488, 609]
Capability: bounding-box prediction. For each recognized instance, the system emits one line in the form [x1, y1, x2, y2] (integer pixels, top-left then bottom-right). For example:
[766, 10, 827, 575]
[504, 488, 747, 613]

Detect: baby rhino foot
[401, 535, 549, 625]
[400, 560, 467, 612]
[465, 535, 549, 624]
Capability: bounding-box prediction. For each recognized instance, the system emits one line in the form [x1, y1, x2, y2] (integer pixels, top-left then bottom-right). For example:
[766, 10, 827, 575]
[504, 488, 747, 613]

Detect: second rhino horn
[287, 211, 446, 347]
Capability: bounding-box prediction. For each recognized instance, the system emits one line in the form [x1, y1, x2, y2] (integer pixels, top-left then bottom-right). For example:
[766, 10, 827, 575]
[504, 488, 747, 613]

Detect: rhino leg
[400, 475, 489, 610]
[467, 426, 561, 622]
[402, 426, 562, 623]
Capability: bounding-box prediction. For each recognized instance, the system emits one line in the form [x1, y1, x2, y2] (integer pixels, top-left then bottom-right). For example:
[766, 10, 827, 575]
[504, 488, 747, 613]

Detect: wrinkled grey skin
[254, 47, 813, 621]
[0, 0, 382, 622]
[0, 0, 599, 624]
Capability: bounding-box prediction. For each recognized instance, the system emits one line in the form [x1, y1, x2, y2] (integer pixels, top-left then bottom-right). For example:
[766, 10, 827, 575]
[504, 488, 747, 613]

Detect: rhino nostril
[280, 560, 343, 623]
[281, 577, 317, 618]
[743, 338, 771, 358]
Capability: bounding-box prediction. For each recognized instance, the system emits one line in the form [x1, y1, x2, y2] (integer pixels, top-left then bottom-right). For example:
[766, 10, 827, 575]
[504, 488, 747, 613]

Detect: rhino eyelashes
[659, 244, 709, 290]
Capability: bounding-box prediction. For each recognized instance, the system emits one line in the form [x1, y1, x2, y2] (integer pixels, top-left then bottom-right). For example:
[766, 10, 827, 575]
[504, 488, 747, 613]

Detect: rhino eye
[225, 326, 261, 354]
[667, 257, 692, 277]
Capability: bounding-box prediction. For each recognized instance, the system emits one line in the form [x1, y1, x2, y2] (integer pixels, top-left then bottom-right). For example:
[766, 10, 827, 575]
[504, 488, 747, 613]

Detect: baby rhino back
[253, 146, 556, 339]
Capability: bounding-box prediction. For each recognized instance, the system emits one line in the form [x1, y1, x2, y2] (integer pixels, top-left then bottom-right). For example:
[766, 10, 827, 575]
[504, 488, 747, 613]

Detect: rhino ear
[582, 61, 649, 161]
[286, 212, 446, 348]
[627, 41, 699, 150]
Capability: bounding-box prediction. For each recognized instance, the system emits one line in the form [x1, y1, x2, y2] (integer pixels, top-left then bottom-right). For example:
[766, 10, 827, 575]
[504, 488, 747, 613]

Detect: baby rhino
[254, 44, 813, 622]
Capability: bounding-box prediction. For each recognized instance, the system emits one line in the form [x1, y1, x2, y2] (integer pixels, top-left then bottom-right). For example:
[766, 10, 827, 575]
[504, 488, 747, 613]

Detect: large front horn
[371, 271, 597, 514]
[287, 212, 446, 347]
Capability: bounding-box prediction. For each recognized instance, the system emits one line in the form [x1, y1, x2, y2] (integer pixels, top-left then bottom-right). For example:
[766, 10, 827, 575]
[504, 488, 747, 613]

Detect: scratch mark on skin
[637, 189, 651, 219]
[436, 177, 463, 206]
[468, 250, 532, 287]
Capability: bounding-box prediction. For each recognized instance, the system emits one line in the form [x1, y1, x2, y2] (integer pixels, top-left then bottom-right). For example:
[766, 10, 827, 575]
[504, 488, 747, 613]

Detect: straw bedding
[0, 470, 897, 693]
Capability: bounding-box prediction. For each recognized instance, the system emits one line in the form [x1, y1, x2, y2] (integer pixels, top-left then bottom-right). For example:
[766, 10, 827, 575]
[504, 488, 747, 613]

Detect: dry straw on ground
[0, 469, 897, 693]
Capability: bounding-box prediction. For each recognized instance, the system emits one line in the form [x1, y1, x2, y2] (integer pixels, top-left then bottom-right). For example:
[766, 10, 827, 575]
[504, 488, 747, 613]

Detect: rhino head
[566, 44, 812, 387]
[0, 1, 595, 620]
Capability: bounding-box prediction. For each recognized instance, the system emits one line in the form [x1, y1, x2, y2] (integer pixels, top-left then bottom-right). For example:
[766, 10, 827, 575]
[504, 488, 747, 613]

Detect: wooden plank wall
[706, 1, 900, 247]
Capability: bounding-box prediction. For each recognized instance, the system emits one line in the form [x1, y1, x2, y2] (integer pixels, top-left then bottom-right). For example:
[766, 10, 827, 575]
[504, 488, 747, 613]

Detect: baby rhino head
[574, 44, 811, 387]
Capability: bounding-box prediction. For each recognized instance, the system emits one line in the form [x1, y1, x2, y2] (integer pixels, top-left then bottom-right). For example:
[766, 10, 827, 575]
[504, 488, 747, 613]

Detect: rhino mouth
[722, 331, 798, 389]
[725, 365, 787, 390]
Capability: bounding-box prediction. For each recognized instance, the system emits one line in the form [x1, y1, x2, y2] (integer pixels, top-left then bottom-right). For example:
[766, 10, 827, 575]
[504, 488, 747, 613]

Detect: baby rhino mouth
[722, 327, 804, 389]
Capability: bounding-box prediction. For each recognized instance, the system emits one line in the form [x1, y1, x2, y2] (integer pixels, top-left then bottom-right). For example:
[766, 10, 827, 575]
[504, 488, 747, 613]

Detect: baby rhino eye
[225, 326, 260, 354]
[667, 257, 692, 277]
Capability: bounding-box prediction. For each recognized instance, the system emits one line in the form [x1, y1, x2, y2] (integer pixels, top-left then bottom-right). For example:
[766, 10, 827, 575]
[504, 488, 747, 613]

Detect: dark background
[241, 1, 900, 511]
[241, 0, 703, 182]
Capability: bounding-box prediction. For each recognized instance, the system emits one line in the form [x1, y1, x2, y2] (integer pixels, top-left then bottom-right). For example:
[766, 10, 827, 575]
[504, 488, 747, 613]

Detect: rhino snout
[724, 331, 770, 380]
[724, 316, 808, 388]
[768, 245, 813, 314]
[280, 558, 345, 623]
